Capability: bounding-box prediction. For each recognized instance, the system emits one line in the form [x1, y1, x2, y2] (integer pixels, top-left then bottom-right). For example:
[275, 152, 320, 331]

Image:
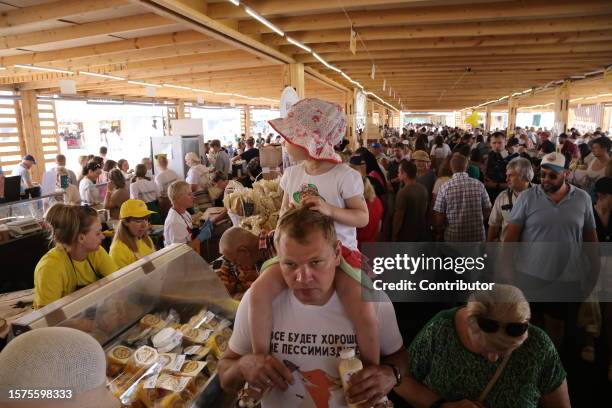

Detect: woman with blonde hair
[397, 285, 570, 408]
[185, 152, 210, 192]
[34, 204, 117, 308]
[109, 199, 156, 269]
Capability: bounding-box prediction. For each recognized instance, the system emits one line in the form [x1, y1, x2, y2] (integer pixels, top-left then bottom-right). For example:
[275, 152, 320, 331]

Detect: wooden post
[507, 97, 519, 136]
[345, 88, 357, 149]
[485, 106, 492, 132]
[176, 100, 186, 119]
[18, 90, 45, 183]
[282, 63, 305, 98]
[243, 106, 251, 137]
[554, 81, 570, 135]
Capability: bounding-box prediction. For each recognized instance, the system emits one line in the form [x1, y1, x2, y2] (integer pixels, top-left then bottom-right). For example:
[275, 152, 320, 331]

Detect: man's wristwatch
[429, 398, 446, 408]
[382, 363, 401, 387]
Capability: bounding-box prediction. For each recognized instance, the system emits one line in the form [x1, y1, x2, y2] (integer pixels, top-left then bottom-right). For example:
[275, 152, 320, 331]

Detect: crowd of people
[0, 97, 610, 407]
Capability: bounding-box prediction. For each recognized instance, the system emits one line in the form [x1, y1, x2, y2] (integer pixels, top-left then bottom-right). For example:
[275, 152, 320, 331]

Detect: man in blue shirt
[505, 152, 598, 350]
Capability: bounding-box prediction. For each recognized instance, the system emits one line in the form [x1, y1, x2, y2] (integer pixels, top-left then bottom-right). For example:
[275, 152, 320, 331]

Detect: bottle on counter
[338, 348, 363, 408]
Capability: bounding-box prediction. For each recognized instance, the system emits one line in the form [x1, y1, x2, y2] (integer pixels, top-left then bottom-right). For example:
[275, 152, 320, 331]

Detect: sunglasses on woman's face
[477, 317, 529, 337]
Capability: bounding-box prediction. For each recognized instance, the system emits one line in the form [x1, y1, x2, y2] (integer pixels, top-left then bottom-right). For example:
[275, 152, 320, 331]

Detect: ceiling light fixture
[79, 71, 125, 81]
[227, 0, 240, 5]
[192, 88, 213, 94]
[128, 81, 161, 87]
[163, 84, 192, 90]
[14, 64, 73, 74]
[287, 37, 311, 53]
[245, 7, 284, 36]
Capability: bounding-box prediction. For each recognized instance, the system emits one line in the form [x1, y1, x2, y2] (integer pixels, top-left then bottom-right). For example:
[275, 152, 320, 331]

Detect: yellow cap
[119, 199, 156, 219]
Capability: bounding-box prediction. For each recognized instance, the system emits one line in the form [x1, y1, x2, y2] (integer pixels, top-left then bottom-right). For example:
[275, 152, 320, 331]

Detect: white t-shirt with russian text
[229, 289, 403, 408]
[280, 163, 364, 250]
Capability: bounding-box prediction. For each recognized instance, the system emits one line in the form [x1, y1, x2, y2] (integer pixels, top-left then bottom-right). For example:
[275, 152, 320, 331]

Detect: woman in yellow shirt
[109, 199, 156, 268]
[34, 204, 118, 309]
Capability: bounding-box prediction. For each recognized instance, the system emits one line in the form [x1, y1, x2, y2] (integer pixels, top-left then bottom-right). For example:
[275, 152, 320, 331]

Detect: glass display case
[0, 192, 63, 223]
[11, 244, 239, 407]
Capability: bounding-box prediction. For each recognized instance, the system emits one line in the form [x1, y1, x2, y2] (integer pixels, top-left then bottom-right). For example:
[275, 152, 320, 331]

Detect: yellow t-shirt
[34, 246, 118, 309]
[109, 238, 155, 269]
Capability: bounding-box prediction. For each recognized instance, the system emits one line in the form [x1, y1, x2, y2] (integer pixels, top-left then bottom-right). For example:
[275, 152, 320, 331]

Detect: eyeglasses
[477, 317, 529, 337]
[540, 171, 558, 180]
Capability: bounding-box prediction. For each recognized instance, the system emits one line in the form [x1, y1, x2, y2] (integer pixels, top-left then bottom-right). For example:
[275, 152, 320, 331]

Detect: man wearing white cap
[504, 152, 598, 350]
[505, 152, 597, 244]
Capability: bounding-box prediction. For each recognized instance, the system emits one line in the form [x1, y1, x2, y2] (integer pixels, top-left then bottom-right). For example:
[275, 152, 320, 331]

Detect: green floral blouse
[408, 307, 566, 408]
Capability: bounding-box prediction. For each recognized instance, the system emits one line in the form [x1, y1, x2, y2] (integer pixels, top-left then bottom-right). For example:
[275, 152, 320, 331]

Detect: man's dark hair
[399, 159, 417, 180]
[99, 146, 108, 155]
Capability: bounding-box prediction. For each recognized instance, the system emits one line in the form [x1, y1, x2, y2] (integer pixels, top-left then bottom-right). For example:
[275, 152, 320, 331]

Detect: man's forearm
[218, 356, 245, 392]
[381, 347, 407, 378]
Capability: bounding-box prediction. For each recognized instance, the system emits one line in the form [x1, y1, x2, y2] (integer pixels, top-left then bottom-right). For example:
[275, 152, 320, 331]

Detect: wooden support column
[507, 97, 519, 136]
[345, 88, 357, 149]
[243, 106, 251, 137]
[176, 100, 186, 119]
[554, 81, 570, 135]
[18, 90, 45, 183]
[485, 106, 492, 132]
[282, 63, 305, 98]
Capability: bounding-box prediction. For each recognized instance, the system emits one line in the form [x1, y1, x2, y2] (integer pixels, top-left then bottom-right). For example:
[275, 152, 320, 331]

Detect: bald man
[217, 227, 276, 298]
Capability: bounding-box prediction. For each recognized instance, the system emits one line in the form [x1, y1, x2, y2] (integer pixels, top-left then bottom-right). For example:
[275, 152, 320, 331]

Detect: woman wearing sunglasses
[396, 285, 570, 408]
[109, 199, 156, 269]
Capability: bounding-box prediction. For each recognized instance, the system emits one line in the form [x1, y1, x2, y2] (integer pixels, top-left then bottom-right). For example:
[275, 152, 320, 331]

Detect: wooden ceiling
[1, 0, 611, 112]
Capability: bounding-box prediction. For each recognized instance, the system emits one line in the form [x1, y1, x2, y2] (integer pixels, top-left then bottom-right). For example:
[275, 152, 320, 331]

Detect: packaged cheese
[156, 374, 191, 393]
[183, 345, 211, 361]
[106, 345, 134, 377]
[180, 324, 212, 344]
[152, 328, 183, 353]
[205, 332, 228, 359]
[179, 360, 207, 377]
[126, 346, 159, 373]
[140, 314, 164, 330]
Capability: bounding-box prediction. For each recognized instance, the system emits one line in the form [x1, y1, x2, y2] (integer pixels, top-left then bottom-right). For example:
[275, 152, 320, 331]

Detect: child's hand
[302, 196, 334, 217]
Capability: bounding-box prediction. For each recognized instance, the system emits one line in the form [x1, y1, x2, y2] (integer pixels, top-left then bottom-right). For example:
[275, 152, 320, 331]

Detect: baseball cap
[371, 142, 382, 149]
[540, 152, 567, 173]
[594, 177, 612, 194]
[349, 155, 365, 166]
[22, 154, 36, 164]
[119, 199, 156, 219]
[411, 150, 431, 162]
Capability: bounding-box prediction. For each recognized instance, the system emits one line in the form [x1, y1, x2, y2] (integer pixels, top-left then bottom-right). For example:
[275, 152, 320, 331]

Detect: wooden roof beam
[0, 13, 174, 50]
[262, 15, 612, 45]
[294, 42, 612, 63]
[208, 0, 433, 20]
[0, 0, 128, 29]
[0, 30, 209, 67]
[238, 0, 612, 34]
[37, 40, 236, 70]
[282, 31, 612, 55]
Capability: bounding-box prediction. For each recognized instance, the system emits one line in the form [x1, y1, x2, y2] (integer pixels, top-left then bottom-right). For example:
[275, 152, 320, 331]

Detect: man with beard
[504, 152, 598, 350]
